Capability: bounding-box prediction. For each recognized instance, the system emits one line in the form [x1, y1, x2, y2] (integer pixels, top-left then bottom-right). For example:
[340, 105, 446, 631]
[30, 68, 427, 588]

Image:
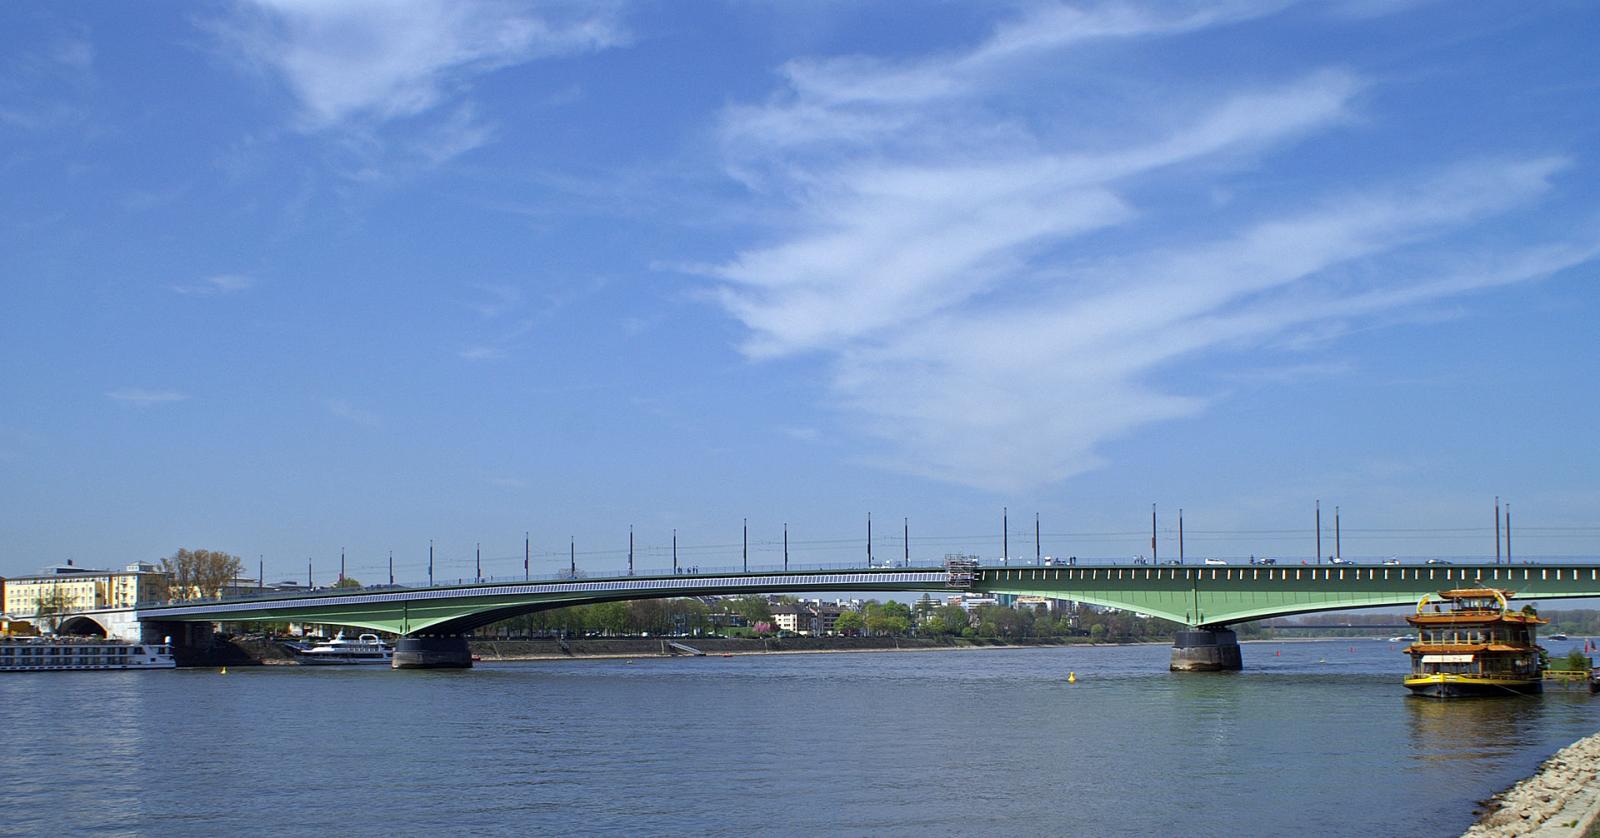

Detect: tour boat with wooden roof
[1404, 588, 1544, 698]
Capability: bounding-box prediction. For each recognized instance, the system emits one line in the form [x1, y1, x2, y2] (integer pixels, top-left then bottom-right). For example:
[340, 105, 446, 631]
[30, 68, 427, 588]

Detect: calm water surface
[3, 639, 1598, 837]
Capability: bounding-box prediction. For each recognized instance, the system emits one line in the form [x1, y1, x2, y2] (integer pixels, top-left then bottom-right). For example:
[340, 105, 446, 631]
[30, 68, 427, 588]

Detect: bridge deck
[110, 562, 1600, 636]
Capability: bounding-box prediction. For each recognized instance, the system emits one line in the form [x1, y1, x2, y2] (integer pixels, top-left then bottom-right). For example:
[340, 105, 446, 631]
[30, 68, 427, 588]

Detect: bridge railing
[148, 555, 1600, 609]
[146, 559, 956, 608]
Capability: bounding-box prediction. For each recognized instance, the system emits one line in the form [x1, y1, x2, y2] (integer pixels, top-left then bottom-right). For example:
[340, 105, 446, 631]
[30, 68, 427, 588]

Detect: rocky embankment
[1463, 731, 1600, 837]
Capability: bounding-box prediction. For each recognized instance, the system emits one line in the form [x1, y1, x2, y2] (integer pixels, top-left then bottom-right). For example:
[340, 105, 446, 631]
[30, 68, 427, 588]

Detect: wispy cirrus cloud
[217, 0, 625, 167]
[1, 35, 97, 132]
[327, 399, 380, 427]
[458, 318, 535, 362]
[702, 3, 1598, 492]
[106, 388, 189, 406]
[168, 273, 255, 296]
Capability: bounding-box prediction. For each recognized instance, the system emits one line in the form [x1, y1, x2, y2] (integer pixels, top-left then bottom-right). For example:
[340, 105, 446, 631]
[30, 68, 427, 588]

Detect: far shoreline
[464, 634, 1397, 663]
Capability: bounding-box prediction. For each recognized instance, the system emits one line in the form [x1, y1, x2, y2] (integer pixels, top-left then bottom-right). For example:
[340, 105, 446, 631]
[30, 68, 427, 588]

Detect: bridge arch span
[136, 569, 953, 637]
[56, 615, 110, 637]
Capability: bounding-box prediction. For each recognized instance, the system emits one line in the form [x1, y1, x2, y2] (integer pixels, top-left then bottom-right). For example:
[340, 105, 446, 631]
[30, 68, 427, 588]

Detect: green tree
[588, 601, 631, 636]
[727, 595, 774, 626]
[159, 548, 244, 601]
[834, 611, 865, 635]
[923, 605, 970, 636]
[863, 600, 913, 636]
[35, 586, 74, 632]
[333, 577, 362, 589]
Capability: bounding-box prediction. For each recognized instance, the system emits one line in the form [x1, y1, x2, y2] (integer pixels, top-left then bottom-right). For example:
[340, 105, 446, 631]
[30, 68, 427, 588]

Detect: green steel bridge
[110, 560, 1600, 669]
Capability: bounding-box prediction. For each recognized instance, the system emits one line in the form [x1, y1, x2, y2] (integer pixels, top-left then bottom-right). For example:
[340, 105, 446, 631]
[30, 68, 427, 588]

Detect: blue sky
[2, 1, 1597, 584]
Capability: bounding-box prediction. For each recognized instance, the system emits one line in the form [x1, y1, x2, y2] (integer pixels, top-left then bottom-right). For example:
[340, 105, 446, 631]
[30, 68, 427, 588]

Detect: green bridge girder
[980, 562, 1600, 626]
[136, 569, 951, 635]
[132, 562, 1600, 636]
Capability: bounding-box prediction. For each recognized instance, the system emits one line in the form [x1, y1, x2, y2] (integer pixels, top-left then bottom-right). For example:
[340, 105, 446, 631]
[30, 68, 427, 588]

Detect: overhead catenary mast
[428, 539, 434, 587]
[1335, 507, 1341, 561]
[1036, 513, 1041, 566]
[1316, 500, 1322, 566]
[1151, 504, 1157, 564]
[1004, 507, 1009, 566]
[1496, 496, 1502, 565]
[628, 526, 634, 576]
[1179, 508, 1184, 564]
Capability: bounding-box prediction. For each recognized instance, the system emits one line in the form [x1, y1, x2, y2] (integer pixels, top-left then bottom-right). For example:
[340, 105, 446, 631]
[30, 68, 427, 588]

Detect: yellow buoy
[1067, 671, 1077, 683]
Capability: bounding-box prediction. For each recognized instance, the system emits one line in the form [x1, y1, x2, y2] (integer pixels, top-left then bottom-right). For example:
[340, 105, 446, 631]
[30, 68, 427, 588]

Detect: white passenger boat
[0, 637, 176, 672]
[292, 632, 394, 665]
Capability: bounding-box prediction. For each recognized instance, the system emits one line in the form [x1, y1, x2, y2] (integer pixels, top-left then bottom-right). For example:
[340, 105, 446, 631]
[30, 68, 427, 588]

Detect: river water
[3, 639, 1598, 837]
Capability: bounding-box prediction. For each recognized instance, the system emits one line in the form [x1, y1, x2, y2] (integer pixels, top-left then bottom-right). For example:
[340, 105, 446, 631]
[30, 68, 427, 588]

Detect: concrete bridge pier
[1170, 626, 1243, 672]
[393, 635, 473, 669]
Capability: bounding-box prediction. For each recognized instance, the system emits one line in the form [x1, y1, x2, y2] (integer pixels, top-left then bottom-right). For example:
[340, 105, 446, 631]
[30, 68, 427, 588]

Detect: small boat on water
[1403, 588, 1544, 698]
[1548, 633, 1570, 641]
[290, 632, 393, 665]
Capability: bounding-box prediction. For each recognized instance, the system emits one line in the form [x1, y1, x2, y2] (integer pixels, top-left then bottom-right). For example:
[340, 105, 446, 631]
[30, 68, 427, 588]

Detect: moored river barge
[0, 636, 176, 672]
[1404, 588, 1544, 698]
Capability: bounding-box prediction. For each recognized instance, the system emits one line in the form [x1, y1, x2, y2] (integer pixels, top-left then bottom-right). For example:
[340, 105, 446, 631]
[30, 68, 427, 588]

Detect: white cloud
[713, 70, 1360, 358]
[827, 163, 1593, 491]
[225, 0, 624, 129]
[327, 399, 380, 427]
[782, 426, 822, 443]
[460, 282, 522, 318]
[457, 316, 536, 362]
[412, 103, 495, 165]
[106, 388, 189, 406]
[169, 273, 255, 296]
[703, 5, 1597, 492]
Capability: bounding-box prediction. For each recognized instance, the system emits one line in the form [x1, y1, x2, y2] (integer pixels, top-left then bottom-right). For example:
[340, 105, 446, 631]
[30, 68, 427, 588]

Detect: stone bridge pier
[393, 634, 473, 669]
[141, 620, 219, 667]
[1170, 626, 1243, 672]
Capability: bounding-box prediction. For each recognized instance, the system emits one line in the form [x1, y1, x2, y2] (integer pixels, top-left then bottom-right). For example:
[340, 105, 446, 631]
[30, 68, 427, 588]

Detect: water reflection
[1406, 694, 1540, 765]
[2, 641, 1597, 838]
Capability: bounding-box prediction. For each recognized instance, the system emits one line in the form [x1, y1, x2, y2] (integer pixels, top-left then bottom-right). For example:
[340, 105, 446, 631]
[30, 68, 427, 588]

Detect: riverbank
[1462, 729, 1600, 837]
[469, 635, 1113, 660]
[201, 635, 1171, 666]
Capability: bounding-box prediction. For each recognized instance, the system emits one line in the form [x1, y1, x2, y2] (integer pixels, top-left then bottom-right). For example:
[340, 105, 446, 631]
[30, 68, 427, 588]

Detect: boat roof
[1431, 587, 1530, 599]
[1410, 587, 1547, 624]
